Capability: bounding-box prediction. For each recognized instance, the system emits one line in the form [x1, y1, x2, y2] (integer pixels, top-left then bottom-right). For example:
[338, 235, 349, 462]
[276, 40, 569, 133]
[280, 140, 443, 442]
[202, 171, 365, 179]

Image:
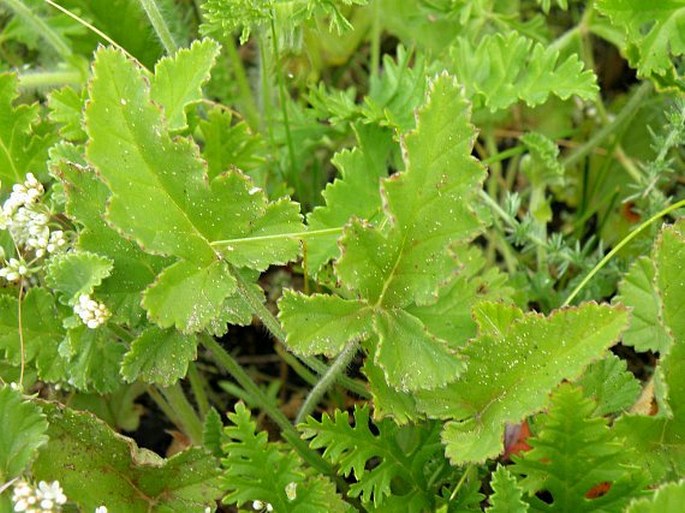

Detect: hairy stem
[224, 37, 260, 129]
[561, 81, 652, 169]
[18, 70, 83, 90]
[187, 362, 210, 418]
[6, 0, 72, 58]
[159, 383, 204, 444]
[296, 340, 359, 423]
[201, 334, 335, 476]
[139, 0, 177, 54]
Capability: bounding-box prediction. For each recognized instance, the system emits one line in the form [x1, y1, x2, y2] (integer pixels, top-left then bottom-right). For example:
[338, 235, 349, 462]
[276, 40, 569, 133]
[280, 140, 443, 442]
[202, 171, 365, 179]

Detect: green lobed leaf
[33, 401, 222, 513]
[575, 352, 641, 416]
[280, 74, 485, 392]
[278, 290, 372, 357]
[85, 47, 303, 332]
[47, 85, 87, 142]
[448, 33, 598, 111]
[416, 302, 629, 464]
[512, 384, 646, 512]
[614, 222, 685, 481]
[596, 0, 685, 89]
[60, 326, 126, 393]
[614, 256, 673, 353]
[45, 251, 114, 304]
[0, 386, 49, 481]
[0, 288, 67, 383]
[121, 326, 197, 386]
[0, 73, 56, 184]
[222, 402, 350, 512]
[306, 123, 392, 275]
[69, 383, 145, 432]
[149, 38, 220, 131]
[486, 465, 529, 513]
[52, 144, 169, 326]
[625, 480, 685, 513]
[202, 407, 224, 458]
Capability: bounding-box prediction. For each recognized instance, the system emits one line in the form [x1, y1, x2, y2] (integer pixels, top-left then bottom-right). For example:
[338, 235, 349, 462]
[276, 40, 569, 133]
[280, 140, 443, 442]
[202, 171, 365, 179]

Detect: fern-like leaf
[300, 404, 444, 509]
[222, 403, 349, 512]
[512, 384, 646, 512]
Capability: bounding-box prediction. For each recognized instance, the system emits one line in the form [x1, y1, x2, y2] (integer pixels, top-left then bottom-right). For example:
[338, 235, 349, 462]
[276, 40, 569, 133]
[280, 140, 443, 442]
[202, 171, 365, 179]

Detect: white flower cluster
[0, 173, 68, 282]
[73, 294, 111, 329]
[12, 480, 67, 512]
[0, 257, 29, 282]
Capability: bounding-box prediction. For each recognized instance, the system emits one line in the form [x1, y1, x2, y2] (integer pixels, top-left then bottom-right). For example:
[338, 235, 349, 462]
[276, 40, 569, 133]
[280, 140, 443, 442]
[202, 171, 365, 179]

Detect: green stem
[224, 37, 260, 130]
[187, 363, 210, 418]
[561, 81, 652, 169]
[269, 15, 299, 193]
[160, 383, 204, 444]
[200, 334, 334, 476]
[274, 344, 318, 386]
[139, 0, 177, 54]
[5, 0, 72, 58]
[370, 0, 381, 82]
[562, 198, 685, 307]
[295, 340, 359, 423]
[232, 268, 369, 398]
[18, 70, 83, 90]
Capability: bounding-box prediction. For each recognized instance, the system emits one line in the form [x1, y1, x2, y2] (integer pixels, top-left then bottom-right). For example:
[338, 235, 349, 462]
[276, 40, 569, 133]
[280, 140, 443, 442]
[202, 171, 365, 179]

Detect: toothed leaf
[416, 302, 629, 464]
[45, 251, 114, 304]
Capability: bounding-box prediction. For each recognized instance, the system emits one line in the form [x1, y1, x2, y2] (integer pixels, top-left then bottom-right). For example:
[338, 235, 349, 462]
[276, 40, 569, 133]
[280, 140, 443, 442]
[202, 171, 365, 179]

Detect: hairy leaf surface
[33, 402, 222, 512]
[416, 302, 629, 464]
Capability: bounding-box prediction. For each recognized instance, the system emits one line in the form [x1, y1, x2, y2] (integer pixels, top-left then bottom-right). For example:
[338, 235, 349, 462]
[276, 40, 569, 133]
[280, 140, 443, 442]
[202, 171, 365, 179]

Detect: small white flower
[0, 257, 30, 282]
[285, 482, 297, 501]
[252, 501, 264, 510]
[73, 294, 111, 329]
[12, 479, 67, 512]
[95, 506, 108, 513]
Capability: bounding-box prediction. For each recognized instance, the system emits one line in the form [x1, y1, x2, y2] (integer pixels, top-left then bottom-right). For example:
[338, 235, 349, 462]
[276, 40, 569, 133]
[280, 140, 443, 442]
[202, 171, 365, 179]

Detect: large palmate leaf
[596, 0, 685, 89]
[52, 143, 169, 326]
[448, 33, 598, 111]
[85, 47, 303, 333]
[221, 403, 350, 513]
[512, 384, 646, 512]
[416, 302, 628, 464]
[280, 74, 485, 392]
[0, 73, 56, 184]
[32, 401, 222, 513]
[615, 221, 685, 481]
[0, 386, 48, 481]
[575, 352, 641, 416]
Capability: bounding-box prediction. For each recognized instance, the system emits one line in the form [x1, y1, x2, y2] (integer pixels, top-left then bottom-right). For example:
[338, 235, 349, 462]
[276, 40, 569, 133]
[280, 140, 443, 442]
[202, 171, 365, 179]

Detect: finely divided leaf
[33, 401, 222, 513]
[85, 47, 303, 332]
[416, 302, 629, 464]
[121, 326, 197, 386]
[0, 386, 48, 481]
[512, 384, 645, 512]
[596, 0, 685, 88]
[222, 403, 349, 513]
[486, 465, 528, 513]
[150, 39, 220, 131]
[449, 33, 598, 111]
